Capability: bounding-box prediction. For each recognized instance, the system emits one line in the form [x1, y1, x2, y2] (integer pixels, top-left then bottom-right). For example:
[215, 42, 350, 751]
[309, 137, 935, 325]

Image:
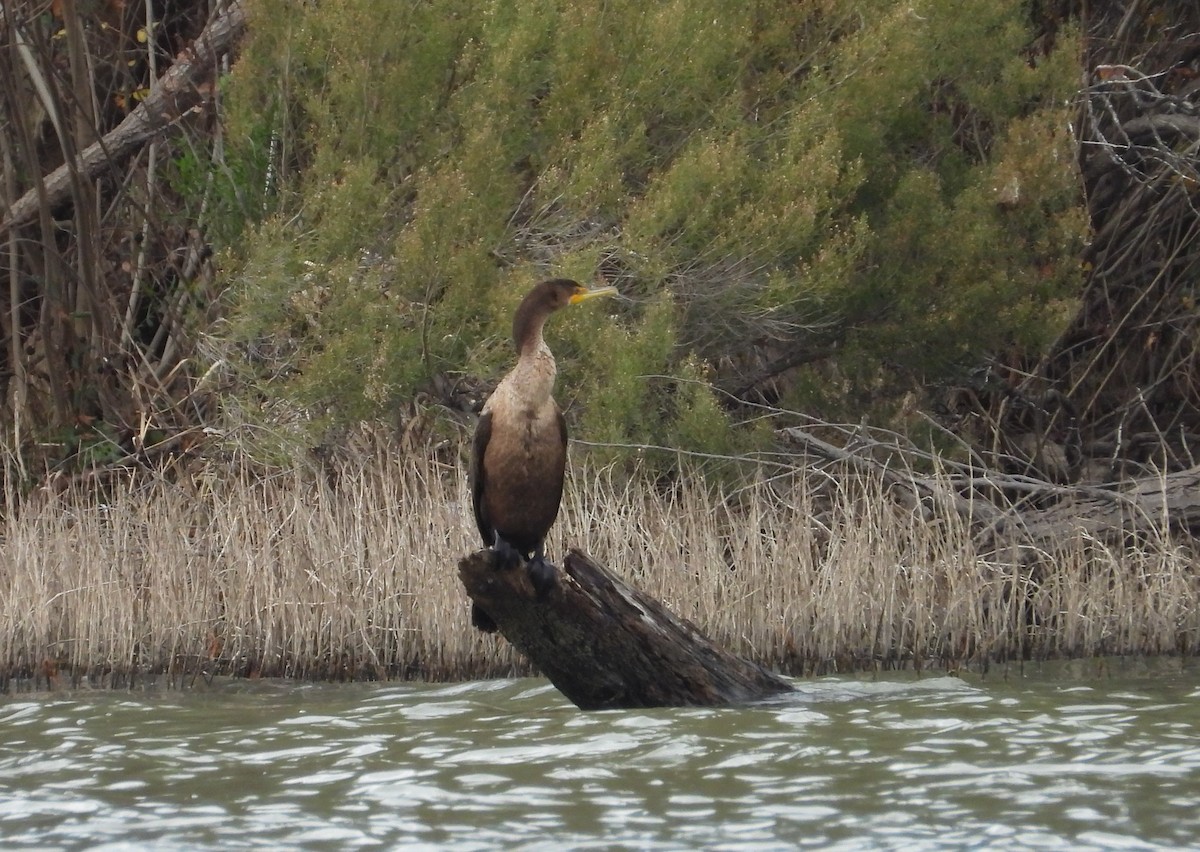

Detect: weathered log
[458, 548, 794, 710]
[1011, 464, 1200, 546]
[781, 424, 1200, 551]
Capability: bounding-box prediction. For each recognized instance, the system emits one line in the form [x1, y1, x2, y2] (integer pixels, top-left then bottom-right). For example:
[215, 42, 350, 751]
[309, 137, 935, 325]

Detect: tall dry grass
[1, 447, 1197, 689]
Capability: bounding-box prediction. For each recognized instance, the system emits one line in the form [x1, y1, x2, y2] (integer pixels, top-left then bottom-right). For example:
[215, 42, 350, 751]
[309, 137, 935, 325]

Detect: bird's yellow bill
[569, 285, 619, 304]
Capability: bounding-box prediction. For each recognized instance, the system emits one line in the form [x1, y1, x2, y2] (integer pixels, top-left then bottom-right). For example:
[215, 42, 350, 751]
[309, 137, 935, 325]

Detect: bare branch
[0, 1, 247, 236]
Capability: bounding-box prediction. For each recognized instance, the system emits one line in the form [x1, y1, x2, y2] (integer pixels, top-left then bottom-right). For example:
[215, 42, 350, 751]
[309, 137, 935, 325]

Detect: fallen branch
[781, 424, 1200, 552]
[458, 548, 794, 710]
[1012, 464, 1200, 545]
[0, 1, 247, 235]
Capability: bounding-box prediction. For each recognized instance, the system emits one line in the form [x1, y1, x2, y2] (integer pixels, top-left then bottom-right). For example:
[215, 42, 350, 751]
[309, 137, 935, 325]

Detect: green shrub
[216, 0, 1086, 459]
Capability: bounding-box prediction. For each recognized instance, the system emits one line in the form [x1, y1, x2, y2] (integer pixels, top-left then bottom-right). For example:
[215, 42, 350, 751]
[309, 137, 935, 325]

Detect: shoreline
[3, 451, 1197, 693]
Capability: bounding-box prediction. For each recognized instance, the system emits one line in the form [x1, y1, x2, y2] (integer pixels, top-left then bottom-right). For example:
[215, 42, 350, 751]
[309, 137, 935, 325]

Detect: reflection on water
[1, 662, 1198, 850]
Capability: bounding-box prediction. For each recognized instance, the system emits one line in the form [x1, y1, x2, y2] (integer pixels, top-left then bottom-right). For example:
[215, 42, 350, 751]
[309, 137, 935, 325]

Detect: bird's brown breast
[479, 397, 566, 553]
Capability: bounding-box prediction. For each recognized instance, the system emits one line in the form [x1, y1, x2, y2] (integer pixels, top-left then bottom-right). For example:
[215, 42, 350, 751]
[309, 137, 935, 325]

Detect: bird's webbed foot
[527, 554, 557, 600]
[490, 535, 523, 572]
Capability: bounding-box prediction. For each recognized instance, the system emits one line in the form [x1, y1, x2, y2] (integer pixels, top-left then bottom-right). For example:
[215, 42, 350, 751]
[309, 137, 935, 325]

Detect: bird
[469, 278, 617, 632]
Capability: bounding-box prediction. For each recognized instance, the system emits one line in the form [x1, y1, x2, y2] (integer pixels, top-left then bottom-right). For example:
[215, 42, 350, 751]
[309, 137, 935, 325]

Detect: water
[1, 662, 1198, 850]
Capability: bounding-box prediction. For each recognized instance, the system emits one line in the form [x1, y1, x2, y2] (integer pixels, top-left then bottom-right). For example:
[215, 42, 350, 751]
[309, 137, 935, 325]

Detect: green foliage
[778, 5, 1086, 414]
[217, 0, 1087, 458]
[574, 294, 678, 448]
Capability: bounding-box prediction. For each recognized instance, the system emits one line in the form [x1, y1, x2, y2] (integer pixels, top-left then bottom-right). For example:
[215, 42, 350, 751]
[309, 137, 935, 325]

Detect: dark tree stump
[458, 548, 794, 710]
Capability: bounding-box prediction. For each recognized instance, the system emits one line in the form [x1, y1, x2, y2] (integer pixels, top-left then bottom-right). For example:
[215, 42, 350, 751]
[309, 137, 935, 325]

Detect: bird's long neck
[516, 315, 547, 358]
[502, 304, 557, 402]
[507, 332, 557, 407]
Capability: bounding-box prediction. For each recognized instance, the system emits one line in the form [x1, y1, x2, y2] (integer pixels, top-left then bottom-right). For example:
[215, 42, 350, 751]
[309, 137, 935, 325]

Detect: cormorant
[469, 278, 617, 631]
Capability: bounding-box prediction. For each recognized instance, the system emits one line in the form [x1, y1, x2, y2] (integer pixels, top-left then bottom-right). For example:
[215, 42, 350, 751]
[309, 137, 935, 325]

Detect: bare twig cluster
[0, 0, 244, 488]
[943, 4, 1200, 484]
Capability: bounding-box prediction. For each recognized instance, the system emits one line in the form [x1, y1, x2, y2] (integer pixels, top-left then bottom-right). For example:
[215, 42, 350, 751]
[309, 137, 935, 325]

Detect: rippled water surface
[2, 662, 1198, 850]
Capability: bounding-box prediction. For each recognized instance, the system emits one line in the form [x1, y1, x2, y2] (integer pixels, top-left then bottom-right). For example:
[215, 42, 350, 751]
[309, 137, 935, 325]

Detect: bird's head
[513, 279, 618, 352]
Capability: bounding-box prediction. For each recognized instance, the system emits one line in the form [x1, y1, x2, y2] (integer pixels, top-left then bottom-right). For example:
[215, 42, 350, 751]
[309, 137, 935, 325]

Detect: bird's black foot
[491, 536, 522, 572]
[470, 603, 498, 633]
[528, 555, 557, 600]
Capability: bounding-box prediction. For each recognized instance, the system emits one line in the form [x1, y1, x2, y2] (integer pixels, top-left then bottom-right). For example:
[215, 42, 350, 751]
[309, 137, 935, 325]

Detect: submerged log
[458, 549, 794, 710]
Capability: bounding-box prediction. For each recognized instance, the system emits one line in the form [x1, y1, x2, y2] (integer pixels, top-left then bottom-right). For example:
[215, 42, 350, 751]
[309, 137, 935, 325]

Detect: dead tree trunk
[458, 549, 794, 710]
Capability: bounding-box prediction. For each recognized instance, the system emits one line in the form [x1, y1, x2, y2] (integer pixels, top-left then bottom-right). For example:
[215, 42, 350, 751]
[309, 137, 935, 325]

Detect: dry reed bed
[1, 452, 1197, 689]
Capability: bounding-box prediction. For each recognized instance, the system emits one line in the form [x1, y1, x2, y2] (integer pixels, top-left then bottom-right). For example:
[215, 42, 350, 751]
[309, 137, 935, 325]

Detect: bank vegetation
[3, 436, 1197, 690]
[1, 1, 1199, 687]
